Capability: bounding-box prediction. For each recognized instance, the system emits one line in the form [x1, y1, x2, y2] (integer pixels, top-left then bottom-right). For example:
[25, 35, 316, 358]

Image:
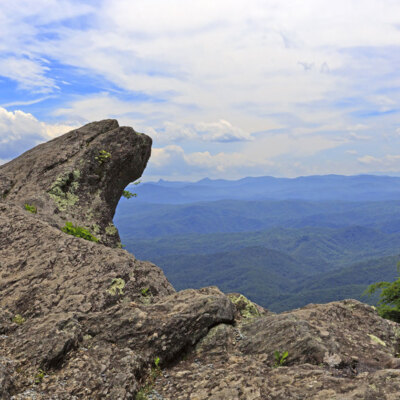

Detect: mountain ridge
[130, 174, 400, 203]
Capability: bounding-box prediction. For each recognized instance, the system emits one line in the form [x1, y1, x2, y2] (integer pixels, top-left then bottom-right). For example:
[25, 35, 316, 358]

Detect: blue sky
[1, 0, 400, 180]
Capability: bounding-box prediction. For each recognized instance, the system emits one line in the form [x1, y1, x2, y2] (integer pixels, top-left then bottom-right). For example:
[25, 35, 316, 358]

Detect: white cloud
[150, 122, 197, 143]
[358, 155, 380, 164]
[149, 120, 252, 143]
[0, 57, 57, 93]
[184, 151, 272, 173]
[1, 96, 54, 108]
[4, 0, 400, 119]
[53, 93, 138, 123]
[2, 1, 400, 178]
[348, 132, 370, 141]
[0, 107, 76, 158]
[358, 154, 400, 169]
[147, 129, 346, 178]
[151, 145, 185, 167]
[194, 120, 252, 142]
[54, 93, 252, 144]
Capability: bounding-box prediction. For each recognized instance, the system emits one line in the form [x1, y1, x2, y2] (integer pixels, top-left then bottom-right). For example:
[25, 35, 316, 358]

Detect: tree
[365, 261, 400, 322]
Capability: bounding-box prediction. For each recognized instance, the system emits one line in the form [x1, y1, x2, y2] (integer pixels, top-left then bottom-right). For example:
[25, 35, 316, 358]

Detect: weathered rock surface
[1, 120, 400, 399]
[0, 202, 234, 399]
[152, 298, 400, 399]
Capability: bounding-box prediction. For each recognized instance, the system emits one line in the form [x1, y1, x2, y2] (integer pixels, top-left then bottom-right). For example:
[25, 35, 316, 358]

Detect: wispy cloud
[1, 95, 55, 108]
[0, 107, 76, 159]
[1, 1, 400, 179]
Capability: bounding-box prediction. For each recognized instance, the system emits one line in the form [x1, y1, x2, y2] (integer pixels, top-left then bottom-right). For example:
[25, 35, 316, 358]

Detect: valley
[115, 176, 400, 311]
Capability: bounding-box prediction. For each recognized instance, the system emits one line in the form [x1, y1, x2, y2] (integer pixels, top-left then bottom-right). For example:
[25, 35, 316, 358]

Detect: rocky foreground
[1, 120, 400, 399]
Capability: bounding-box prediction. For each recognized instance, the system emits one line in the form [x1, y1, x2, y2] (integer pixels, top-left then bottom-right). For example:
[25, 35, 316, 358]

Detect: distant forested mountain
[114, 174, 400, 311]
[128, 174, 400, 203]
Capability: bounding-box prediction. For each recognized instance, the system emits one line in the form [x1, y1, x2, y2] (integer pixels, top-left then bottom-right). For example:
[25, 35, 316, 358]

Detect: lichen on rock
[48, 169, 81, 211]
[105, 223, 118, 236]
[228, 293, 262, 320]
[107, 278, 126, 296]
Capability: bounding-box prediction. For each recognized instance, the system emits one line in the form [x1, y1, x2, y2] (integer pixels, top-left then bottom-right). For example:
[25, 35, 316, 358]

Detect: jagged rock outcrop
[1, 120, 400, 399]
[153, 298, 400, 399]
[0, 120, 150, 247]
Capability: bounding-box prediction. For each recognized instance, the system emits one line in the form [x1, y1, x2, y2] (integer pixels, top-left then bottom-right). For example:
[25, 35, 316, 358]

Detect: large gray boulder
[0, 120, 150, 247]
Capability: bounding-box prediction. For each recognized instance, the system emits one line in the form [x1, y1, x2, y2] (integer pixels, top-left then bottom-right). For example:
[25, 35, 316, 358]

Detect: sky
[1, 0, 400, 181]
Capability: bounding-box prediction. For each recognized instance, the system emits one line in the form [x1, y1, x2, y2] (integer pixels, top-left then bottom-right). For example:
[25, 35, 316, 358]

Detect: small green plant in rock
[107, 278, 125, 295]
[24, 203, 37, 214]
[122, 190, 137, 199]
[135, 357, 162, 399]
[150, 356, 162, 381]
[273, 350, 288, 368]
[12, 314, 25, 325]
[95, 150, 111, 164]
[34, 369, 46, 384]
[122, 180, 141, 199]
[62, 222, 99, 243]
[135, 388, 150, 400]
[141, 288, 151, 297]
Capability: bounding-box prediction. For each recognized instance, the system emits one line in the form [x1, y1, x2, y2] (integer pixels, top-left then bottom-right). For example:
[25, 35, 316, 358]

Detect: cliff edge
[1, 121, 400, 399]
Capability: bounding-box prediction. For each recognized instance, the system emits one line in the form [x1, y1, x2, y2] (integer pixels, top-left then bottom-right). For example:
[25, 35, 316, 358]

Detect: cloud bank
[1, 1, 400, 178]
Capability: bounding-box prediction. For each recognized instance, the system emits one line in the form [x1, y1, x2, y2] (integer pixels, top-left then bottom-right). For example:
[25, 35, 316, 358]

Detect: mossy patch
[107, 278, 125, 295]
[48, 170, 80, 211]
[228, 294, 260, 320]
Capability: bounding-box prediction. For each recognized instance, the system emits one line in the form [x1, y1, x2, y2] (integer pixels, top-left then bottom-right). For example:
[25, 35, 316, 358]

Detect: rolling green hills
[121, 225, 400, 311]
[114, 176, 400, 312]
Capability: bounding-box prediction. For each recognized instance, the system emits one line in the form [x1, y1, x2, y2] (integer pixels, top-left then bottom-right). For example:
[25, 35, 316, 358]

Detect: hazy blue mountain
[127, 174, 400, 204]
[115, 199, 400, 238]
[114, 174, 400, 312]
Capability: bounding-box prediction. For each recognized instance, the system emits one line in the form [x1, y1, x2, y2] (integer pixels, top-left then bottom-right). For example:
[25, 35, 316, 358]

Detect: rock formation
[1, 120, 400, 399]
[0, 119, 151, 247]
